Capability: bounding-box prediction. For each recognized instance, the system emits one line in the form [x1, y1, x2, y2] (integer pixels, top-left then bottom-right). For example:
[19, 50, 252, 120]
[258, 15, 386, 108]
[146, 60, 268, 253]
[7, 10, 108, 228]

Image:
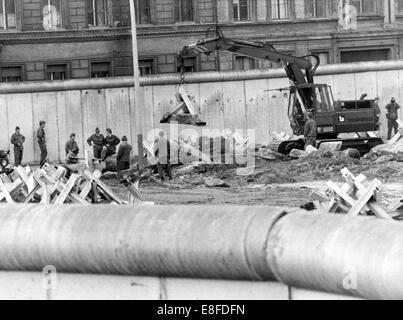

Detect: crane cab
[288, 83, 380, 140]
[288, 83, 337, 138]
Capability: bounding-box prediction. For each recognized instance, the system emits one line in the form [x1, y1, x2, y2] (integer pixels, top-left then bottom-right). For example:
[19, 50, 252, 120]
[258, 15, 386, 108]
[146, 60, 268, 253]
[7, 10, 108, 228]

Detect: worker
[374, 97, 381, 129]
[102, 128, 121, 161]
[304, 112, 317, 149]
[386, 97, 401, 140]
[155, 131, 172, 182]
[10, 126, 25, 167]
[37, 121, 47, 167]
[87, 128, 104, 160]
[116, 136, 132, 178]
[65, 133, 80, 164]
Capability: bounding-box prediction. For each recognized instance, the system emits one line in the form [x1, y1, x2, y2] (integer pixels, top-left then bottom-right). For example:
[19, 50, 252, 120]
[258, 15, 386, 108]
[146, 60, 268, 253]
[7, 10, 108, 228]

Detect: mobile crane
[161, 27, 383, 154]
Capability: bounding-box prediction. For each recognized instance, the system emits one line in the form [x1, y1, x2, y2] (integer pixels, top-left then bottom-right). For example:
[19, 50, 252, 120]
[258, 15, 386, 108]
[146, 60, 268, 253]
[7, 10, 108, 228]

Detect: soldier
[102, 128, 120, 161]
[37, 121, 47, 167]
[10, 126, 25, 166]
[386, 97, 401, 140]
[155, 131, 172, 182]
[116, 136, 132, 178]
[87, 128, 104, 160]
[65, 133, 80, 164]
[304, 112, 317, 149]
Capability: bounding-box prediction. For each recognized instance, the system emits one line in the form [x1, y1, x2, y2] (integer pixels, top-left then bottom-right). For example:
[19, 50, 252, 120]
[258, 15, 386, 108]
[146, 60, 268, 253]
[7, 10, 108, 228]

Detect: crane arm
[178, 32, 319, 86]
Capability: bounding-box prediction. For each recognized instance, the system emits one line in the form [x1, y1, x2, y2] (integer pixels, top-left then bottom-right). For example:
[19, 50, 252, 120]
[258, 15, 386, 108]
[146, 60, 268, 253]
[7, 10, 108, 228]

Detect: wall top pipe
[0, 60, 402, 94]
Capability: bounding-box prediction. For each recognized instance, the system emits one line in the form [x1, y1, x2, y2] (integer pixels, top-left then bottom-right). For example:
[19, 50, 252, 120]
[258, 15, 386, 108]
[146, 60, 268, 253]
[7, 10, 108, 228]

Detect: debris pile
[311, 167, 403, 220]
[0, 162, 146, 205]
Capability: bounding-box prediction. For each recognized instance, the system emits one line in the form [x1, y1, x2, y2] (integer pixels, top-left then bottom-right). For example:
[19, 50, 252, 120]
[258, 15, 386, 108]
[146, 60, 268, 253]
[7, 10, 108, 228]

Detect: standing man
[87, 128, 104, 160]
[155, 131, 172, 182]
[374, 97, 381, 129]
[65, 133, 80, 164]
[10, 126, 25, 166]
[116, 136, 132, 178]
[37, 121, 47, 167]
[304, 112, 317, 149]
[386, 97, 401, 140]
[102, 128, 121, 161]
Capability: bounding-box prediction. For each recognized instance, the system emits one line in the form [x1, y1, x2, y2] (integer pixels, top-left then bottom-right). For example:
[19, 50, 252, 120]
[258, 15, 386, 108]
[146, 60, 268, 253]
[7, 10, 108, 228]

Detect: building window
[135, 0, 151, 24]
[0, 0, 16, 30]
[308, 0, 328, 18]
[175, 0, 193, 22]
[42, 0, 62, 30]
[0, 66, 22, 82]
[398, 0, 403, 14]
[177, 57, 197, 72]
[87, 0, 107, 27]
[349, 0, 377, 15]
[311, 52, 330, 65]
[139, 59, 155, 75]
[233, 0, 250, 21]
[46, 64, 68, 81]
[340, 49, 390, 63]
[234, 56, 256, 70]
[271, 0, 289, 20]
[90, 61, 111, 78]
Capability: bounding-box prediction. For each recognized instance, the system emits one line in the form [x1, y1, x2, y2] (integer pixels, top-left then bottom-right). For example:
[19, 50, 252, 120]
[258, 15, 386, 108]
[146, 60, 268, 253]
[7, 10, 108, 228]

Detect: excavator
[161, 27, 383, 155]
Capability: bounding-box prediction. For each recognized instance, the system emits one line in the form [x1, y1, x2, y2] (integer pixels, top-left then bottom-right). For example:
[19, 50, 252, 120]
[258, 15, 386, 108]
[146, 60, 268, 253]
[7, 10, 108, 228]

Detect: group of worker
[9, 123, 173, 182]
[9, 124, 133, 176]
[304, 97, 401, 149]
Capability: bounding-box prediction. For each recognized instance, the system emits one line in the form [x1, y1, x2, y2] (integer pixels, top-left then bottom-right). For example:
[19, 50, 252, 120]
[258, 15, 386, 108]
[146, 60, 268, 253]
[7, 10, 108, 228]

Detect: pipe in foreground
[267, 212, 403, 300]
[1, 204, 403, 300]
[0, 204, 286, 281]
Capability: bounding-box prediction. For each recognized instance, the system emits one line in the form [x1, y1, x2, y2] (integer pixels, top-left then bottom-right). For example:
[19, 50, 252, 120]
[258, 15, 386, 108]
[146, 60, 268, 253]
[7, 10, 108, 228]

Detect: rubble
[370, 140, 403, 157]
[318, 141, 342, 152]
[311, 167, 403, 220]
[289, 145, 318, 159]
[0, 157, 147, 205]
[204, 177, 230, 188]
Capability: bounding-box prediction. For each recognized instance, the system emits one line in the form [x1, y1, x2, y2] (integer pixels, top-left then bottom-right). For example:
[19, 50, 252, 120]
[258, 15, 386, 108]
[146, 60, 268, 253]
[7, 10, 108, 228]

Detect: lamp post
[129, 0, 140, 91]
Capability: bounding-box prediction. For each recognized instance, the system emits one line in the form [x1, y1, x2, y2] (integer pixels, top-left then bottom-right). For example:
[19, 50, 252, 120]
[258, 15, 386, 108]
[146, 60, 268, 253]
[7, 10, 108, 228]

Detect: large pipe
[0, 60, 402, 93]
[267, 212, 403, 300]
[0, 204, 403, 300]
[0, 204, 286, 280]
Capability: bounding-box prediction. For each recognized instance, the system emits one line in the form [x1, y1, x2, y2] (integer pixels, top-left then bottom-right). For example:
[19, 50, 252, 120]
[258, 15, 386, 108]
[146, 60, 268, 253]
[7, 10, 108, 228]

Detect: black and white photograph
[0, 0, 402, 304]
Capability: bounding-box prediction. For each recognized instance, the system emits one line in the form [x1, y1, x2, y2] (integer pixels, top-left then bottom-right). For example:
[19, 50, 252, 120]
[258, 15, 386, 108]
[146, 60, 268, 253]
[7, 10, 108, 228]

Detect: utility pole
[129, 0, 142, 155]
[129, 0, 140, 91]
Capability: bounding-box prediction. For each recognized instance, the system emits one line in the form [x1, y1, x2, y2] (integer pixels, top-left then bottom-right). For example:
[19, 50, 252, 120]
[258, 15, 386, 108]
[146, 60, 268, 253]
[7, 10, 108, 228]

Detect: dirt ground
[104, 154, 403, 207]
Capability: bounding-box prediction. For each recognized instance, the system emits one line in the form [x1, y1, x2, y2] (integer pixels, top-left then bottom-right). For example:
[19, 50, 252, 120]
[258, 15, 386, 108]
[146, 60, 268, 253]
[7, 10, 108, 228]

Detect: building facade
[1, 0, 403, 82]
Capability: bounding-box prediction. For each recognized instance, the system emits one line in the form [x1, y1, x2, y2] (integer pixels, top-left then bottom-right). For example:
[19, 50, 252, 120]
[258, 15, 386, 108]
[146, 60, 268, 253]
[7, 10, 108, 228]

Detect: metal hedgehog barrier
[0, 204, 402, 300]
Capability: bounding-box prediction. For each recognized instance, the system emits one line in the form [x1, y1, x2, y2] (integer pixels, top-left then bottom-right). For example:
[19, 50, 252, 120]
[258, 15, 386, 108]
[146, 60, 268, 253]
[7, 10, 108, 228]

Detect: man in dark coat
[65, 133, 80, 164]
[37, 121, 47, 167]
[386, 97, 401, 140]
[87, 128, 104, 159]
[10, 126, 25, 166]
[116, 136, 132, 177]
[102, 128, 121, 160]
[304, 112, 317, 149]
[374, 97, 381, 129]
[155, 131, 172, 182]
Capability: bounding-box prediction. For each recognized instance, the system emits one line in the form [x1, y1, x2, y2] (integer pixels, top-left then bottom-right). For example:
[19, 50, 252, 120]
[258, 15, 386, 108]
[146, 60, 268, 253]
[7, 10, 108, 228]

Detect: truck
[161, 27, 383, 155]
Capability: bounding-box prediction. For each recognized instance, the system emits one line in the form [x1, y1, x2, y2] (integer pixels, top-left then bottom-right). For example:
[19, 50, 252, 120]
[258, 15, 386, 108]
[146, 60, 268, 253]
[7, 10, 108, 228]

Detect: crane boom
[178, 28, 320, 108]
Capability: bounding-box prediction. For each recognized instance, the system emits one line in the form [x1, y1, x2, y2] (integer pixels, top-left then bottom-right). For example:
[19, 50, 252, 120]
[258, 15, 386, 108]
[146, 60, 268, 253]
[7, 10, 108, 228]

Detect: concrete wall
[0, 61, 402, 164]
[0, 271, 360, 300]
